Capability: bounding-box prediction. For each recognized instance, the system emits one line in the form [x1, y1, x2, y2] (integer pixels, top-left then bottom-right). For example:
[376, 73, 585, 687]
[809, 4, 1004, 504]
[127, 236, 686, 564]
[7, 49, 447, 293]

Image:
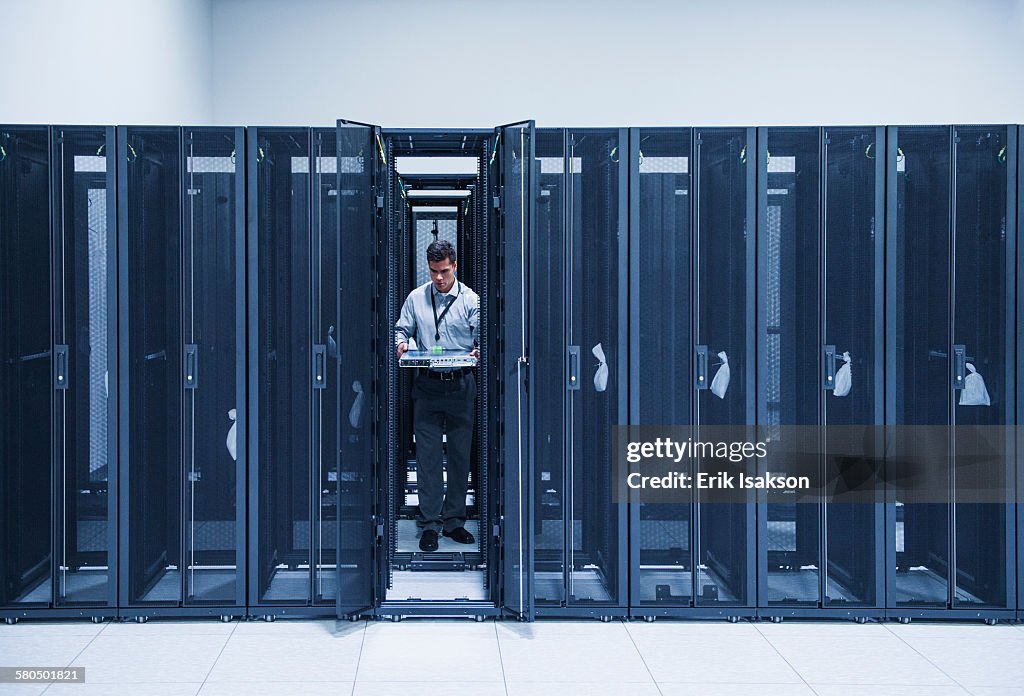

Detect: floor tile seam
[37, 679, 209, 685]
[215, 633, 365, 643]
[877, 632, 1024, 645]
[584, 677, 813, 684]
[620, 618, 665, 696]
[350, 677, 508, 684]
[40, 619, 113, 694]
[196, 678, 372, 684]
[791, 677, 984, 686]
[801, 682, 974, 691]
[882, 621, 974, 692]
[627, 635, 821, 649]
[618, 626, 770, 642]
[492, 619, 510, 696]
[963, 685, 993, 695]
[751, 620, 821, 695]
[349, 619, 369, 696]
[197, 619, 239, 694]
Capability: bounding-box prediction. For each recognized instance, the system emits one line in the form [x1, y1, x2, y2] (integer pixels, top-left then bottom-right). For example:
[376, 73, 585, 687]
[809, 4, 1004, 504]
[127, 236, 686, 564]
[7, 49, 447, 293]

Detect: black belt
[421, 367, 473, 382]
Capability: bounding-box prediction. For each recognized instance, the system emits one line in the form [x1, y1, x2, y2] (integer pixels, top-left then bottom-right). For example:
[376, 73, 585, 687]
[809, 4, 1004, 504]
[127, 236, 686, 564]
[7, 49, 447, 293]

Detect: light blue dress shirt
[395, 279, 480, 354]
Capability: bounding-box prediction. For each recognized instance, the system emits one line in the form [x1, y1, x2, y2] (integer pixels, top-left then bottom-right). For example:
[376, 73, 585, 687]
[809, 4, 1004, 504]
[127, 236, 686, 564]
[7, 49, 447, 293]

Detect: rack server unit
[117, 126, 247, 620]
[1, 126, 118, 622]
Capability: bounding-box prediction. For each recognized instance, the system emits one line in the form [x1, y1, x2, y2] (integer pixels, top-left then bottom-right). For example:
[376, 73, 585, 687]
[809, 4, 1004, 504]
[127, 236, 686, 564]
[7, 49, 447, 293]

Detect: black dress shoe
[419, 529, 439, 552]
[442, 527, 475, 544]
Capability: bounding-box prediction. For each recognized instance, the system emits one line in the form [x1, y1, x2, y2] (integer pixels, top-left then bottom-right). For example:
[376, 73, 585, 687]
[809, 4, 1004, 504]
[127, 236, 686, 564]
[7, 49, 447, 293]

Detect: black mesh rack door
[336, 119, 384, 618]
[494, 120, 536, 620]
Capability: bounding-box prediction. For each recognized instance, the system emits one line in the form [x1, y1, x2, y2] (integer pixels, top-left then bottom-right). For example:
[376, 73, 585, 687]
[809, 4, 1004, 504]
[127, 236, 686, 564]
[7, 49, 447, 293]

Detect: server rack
[885, 125, 1017, 621]
[404, 175, 486, 535]
[118, 126, 246, 620]
[247, 127, 340, 618]
[628, 127, 758, 620]
[1, 120, 1021, 625]
[532, 128, 569, 614]
[1, 126, 118, 622]
[394, 177, 487, 552]
[0, 127, 53, 622]
[331, 123, 535, 620]
[532, 128, 628, 619]
[755, 127, 886, 620]
[1019, 124, 1024, 624]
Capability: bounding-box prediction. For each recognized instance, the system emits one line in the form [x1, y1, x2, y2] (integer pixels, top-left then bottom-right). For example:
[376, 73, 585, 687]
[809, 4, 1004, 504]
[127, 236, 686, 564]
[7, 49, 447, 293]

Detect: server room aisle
[2, 618, 1023, 694]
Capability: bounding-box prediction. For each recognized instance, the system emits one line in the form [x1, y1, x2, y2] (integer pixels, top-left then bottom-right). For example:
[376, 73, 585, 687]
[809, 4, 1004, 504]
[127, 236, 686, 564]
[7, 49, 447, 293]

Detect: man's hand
[469, 347, 480, 360]
[396, 342, 409, 359]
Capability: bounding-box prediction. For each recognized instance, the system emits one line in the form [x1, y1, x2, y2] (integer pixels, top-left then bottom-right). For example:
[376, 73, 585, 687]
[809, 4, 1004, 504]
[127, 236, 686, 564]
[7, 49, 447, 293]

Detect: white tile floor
[2, 618, 1024, 695]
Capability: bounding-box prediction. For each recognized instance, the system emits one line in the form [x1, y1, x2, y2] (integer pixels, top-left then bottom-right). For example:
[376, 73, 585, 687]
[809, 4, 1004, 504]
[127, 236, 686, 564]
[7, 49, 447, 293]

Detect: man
[395, 240, 480, 552]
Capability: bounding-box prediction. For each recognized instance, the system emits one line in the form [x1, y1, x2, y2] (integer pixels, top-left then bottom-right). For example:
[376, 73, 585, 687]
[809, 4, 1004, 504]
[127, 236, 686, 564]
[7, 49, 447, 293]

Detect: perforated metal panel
[414, 214, 457, 287]
[87, 189, 108, 478]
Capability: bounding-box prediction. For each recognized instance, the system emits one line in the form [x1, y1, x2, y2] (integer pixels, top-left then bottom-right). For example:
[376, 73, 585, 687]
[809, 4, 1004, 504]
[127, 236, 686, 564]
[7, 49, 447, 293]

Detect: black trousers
[412, 371, 475, 533]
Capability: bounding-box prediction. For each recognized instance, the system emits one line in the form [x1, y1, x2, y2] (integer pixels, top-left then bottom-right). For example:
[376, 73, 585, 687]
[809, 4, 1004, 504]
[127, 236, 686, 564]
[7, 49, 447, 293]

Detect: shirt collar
[432, 280, 460, 298]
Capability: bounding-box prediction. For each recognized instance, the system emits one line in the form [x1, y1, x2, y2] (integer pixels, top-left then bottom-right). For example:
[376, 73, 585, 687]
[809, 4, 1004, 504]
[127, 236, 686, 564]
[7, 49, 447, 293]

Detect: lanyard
[430, 281, 461, 341]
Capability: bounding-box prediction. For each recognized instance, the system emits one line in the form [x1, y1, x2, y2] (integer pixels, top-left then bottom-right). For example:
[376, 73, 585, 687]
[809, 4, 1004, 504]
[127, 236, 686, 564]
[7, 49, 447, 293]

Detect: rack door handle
[695, 345, 709, 390]
[567, 345, 580, 391]
[54, 344, 69, 390]
[822, 344, 836, 389]
[952, 344, 966, 390]
[184, 344, 198, 390]
[313, 344, 327, 389]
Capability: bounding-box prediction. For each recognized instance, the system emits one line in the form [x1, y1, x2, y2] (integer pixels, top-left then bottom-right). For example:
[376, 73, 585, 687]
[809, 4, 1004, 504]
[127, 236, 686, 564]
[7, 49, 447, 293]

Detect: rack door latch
[567, 346, 580, 390]
[313, 344, 327, 389]
[54, 344, 69, 390]
[694, 345, 709, 390]
[184, 344, 198, 390]
[952, 344, 966, 389]
[822, 344, 837, 389]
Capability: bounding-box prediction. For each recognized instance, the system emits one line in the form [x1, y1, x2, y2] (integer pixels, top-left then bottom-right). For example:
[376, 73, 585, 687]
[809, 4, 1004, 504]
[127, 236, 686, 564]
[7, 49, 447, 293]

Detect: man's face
[429, 258, 457, 293]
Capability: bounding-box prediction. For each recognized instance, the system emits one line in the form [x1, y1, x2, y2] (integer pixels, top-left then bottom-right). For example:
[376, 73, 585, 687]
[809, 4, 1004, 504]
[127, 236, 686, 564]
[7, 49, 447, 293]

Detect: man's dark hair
[426, 239, 457, 264]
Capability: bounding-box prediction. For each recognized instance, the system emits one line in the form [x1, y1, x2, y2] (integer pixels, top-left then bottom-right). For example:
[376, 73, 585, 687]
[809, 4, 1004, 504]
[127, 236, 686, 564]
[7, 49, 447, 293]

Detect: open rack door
[336, 119, 384, 618]
[495, 121, 536, 620]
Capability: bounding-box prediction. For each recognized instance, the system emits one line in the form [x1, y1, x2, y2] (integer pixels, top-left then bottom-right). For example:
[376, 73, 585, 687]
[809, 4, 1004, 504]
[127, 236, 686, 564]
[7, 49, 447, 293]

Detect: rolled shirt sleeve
[467, 290, 480, 347]
[395, 293, 417, 347]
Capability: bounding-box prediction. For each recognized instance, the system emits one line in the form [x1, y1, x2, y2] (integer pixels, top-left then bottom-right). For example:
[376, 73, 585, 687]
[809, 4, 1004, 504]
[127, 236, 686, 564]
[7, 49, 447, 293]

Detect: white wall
[211, 0, 1024, 127]
[5, 0, 213, 124]
[5, 0, 1021, 126]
